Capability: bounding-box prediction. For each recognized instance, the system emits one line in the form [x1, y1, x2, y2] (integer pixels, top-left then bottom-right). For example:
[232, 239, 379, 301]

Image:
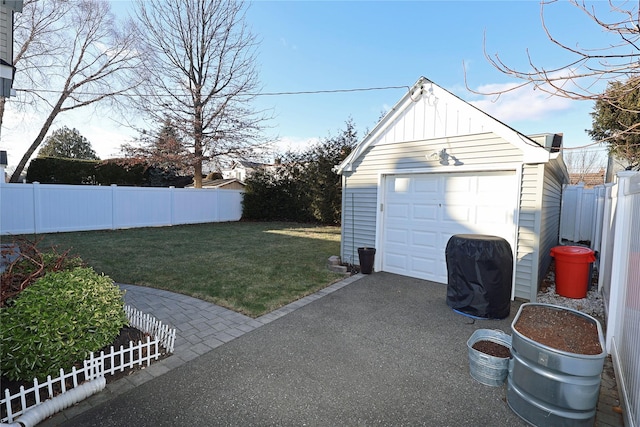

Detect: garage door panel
[476, 206, 512, 224]
[413, 204, 438, 221]
[386, 203, 410, 219]
[442, 205, 473, 223]
[385, 228, 409, 245]
[384, 251, 408, 271]
[413, 176, 441, 193]
[410, 256, 437, 275]
[381, 172, 517, 284]
[446, 176, 476, 192]
[477, 173, 512, 191]
[411, 230, 437, 249]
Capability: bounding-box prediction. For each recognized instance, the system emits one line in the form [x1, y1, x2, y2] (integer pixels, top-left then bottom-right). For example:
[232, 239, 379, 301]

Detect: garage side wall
[341, 132, 523, 267]
[537, 157, 568, 295]
[515, 159, 567, 301]
[516, 164, 544, 300]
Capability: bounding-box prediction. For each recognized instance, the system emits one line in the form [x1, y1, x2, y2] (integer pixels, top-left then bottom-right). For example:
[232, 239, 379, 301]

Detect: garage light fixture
[426, 149, 464, 166]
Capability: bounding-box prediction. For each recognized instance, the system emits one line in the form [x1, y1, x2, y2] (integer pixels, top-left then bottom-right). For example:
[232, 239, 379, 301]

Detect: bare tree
[133, 0, 270, 188]
[473, 1, 640, 102]
[564, 149, 605, 183]
[467, 0, 640, 169]
[0, 0, 70, 130]
[4, 0, 144, 183]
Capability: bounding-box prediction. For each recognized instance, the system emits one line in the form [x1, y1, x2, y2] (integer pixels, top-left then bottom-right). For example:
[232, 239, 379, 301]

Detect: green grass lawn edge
[25, 221, 345, 318]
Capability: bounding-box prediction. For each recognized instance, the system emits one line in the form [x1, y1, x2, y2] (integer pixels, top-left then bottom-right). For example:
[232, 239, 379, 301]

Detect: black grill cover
[445, 234, 513, 319]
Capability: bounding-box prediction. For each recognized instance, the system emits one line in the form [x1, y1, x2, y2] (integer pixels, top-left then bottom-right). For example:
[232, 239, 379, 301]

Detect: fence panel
[36, 184, 114, 233]
[604, 171, 640, 427]
[0, 184, 35, 235]
[0, 183, 243, 235]
[560, 184, 597, 243]
[113, 186, 173, 229]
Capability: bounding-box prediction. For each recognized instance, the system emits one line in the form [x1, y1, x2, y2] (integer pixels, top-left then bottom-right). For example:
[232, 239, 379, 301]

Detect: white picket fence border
[124, 305, 176, 354]
[1, 305, 176, 423]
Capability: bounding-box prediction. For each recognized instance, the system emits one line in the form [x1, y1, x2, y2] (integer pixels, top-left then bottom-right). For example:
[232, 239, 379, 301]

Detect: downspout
[1, 378, 106, 427]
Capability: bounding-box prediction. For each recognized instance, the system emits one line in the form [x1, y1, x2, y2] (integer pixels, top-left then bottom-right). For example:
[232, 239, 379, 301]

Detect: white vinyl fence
[0, 182, 243, 235]
[560, 172, 639, 426]
[598, 172, 640, 427]
[593, 171, 640, 427]
[1, 305, 177, 424]
[559, 183, 598, 243]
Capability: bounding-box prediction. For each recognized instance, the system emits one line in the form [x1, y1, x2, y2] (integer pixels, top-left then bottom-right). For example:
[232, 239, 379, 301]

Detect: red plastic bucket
[550, 246, 596, 299]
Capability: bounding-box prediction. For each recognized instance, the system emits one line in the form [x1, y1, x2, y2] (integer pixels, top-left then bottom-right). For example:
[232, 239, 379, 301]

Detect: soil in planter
[514, 305, 602, 355]
[472, 340, 511, 358]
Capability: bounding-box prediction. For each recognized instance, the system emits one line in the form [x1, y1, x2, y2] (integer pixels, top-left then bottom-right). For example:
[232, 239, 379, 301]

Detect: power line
[13, 85, 411, 98]
[249, 86, 410, 96]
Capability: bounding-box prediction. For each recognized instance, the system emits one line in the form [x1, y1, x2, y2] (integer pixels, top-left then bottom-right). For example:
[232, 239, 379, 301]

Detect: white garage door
[380, 171, 518, 284]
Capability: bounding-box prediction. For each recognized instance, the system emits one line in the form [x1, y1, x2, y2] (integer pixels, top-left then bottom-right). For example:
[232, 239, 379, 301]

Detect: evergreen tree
[243, 119, 358, 224]
[120, 118, 194, 187]
[37, 127, 99, 160]
[302, 118, 358, 224]
[588, 77, 640, 171]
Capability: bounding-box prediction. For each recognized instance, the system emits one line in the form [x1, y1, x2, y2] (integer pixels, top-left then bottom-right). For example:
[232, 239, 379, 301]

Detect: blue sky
[2, 0, 615, 170]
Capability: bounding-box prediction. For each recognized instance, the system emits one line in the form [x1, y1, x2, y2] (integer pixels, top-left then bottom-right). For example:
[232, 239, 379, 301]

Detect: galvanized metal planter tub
[467, 329, 512, 387]
[507, 303, 606, 427]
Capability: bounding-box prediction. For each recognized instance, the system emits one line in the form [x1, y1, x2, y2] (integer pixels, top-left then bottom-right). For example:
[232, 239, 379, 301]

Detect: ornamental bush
[0, 267, 127, 381]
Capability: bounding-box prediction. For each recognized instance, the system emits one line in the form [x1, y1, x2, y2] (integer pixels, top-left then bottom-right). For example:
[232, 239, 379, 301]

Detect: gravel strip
[536, 267, 605, 321]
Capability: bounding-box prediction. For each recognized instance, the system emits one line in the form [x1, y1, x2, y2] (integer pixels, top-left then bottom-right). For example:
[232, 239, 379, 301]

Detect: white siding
[0, 7, 10, 63]
[537, 157, 567, 293]
[515, 165, 544, 301]
[514, 158, 567, 301]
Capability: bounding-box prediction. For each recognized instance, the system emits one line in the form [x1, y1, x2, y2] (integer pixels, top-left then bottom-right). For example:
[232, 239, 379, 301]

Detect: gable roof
[232, 161, 269, 170]
[336, 76, 552, 174]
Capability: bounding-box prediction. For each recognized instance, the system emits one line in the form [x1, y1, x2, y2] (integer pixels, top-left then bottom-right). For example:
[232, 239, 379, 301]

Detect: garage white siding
[515, 164, 544, 300]
[537, 157, 567, 292]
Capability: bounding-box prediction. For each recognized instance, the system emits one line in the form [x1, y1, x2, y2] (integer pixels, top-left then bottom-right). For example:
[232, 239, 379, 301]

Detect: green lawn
[31, 222, 344, 317]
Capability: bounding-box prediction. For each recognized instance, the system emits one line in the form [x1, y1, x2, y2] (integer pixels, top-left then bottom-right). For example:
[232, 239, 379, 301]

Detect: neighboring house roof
[336, 76, 552, 174]
[570, 169, 605, 188]
[186, 178, 246, 189]
[235, 160, 268, 169]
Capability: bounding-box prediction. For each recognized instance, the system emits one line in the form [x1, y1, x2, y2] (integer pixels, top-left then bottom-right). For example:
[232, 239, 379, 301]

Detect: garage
[335, 77, 569, 301]
[380, 171, 518, 284]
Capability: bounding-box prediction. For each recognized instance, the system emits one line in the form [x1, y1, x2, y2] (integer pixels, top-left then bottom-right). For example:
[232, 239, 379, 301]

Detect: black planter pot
[358, 247, 376, 274]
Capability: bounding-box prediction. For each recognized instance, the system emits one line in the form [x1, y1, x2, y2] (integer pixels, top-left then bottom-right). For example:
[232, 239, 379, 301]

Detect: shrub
[0, 267, 128, 381]
[241, 118, 356, 224]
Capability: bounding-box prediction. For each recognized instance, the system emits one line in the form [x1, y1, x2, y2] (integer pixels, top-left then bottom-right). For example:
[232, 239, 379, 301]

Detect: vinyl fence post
[33, 182, 40, 234]
[111, 184, 117, 230]
[170, 186, 175, 226]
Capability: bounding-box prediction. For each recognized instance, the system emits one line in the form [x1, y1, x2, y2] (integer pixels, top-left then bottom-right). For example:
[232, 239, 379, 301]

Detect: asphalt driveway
[61, 272, 527, 426]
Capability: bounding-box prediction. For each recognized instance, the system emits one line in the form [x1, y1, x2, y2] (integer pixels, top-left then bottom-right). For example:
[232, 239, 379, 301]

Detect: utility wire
[13, 85, 411, 97]
[248, 86, 410, 96]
